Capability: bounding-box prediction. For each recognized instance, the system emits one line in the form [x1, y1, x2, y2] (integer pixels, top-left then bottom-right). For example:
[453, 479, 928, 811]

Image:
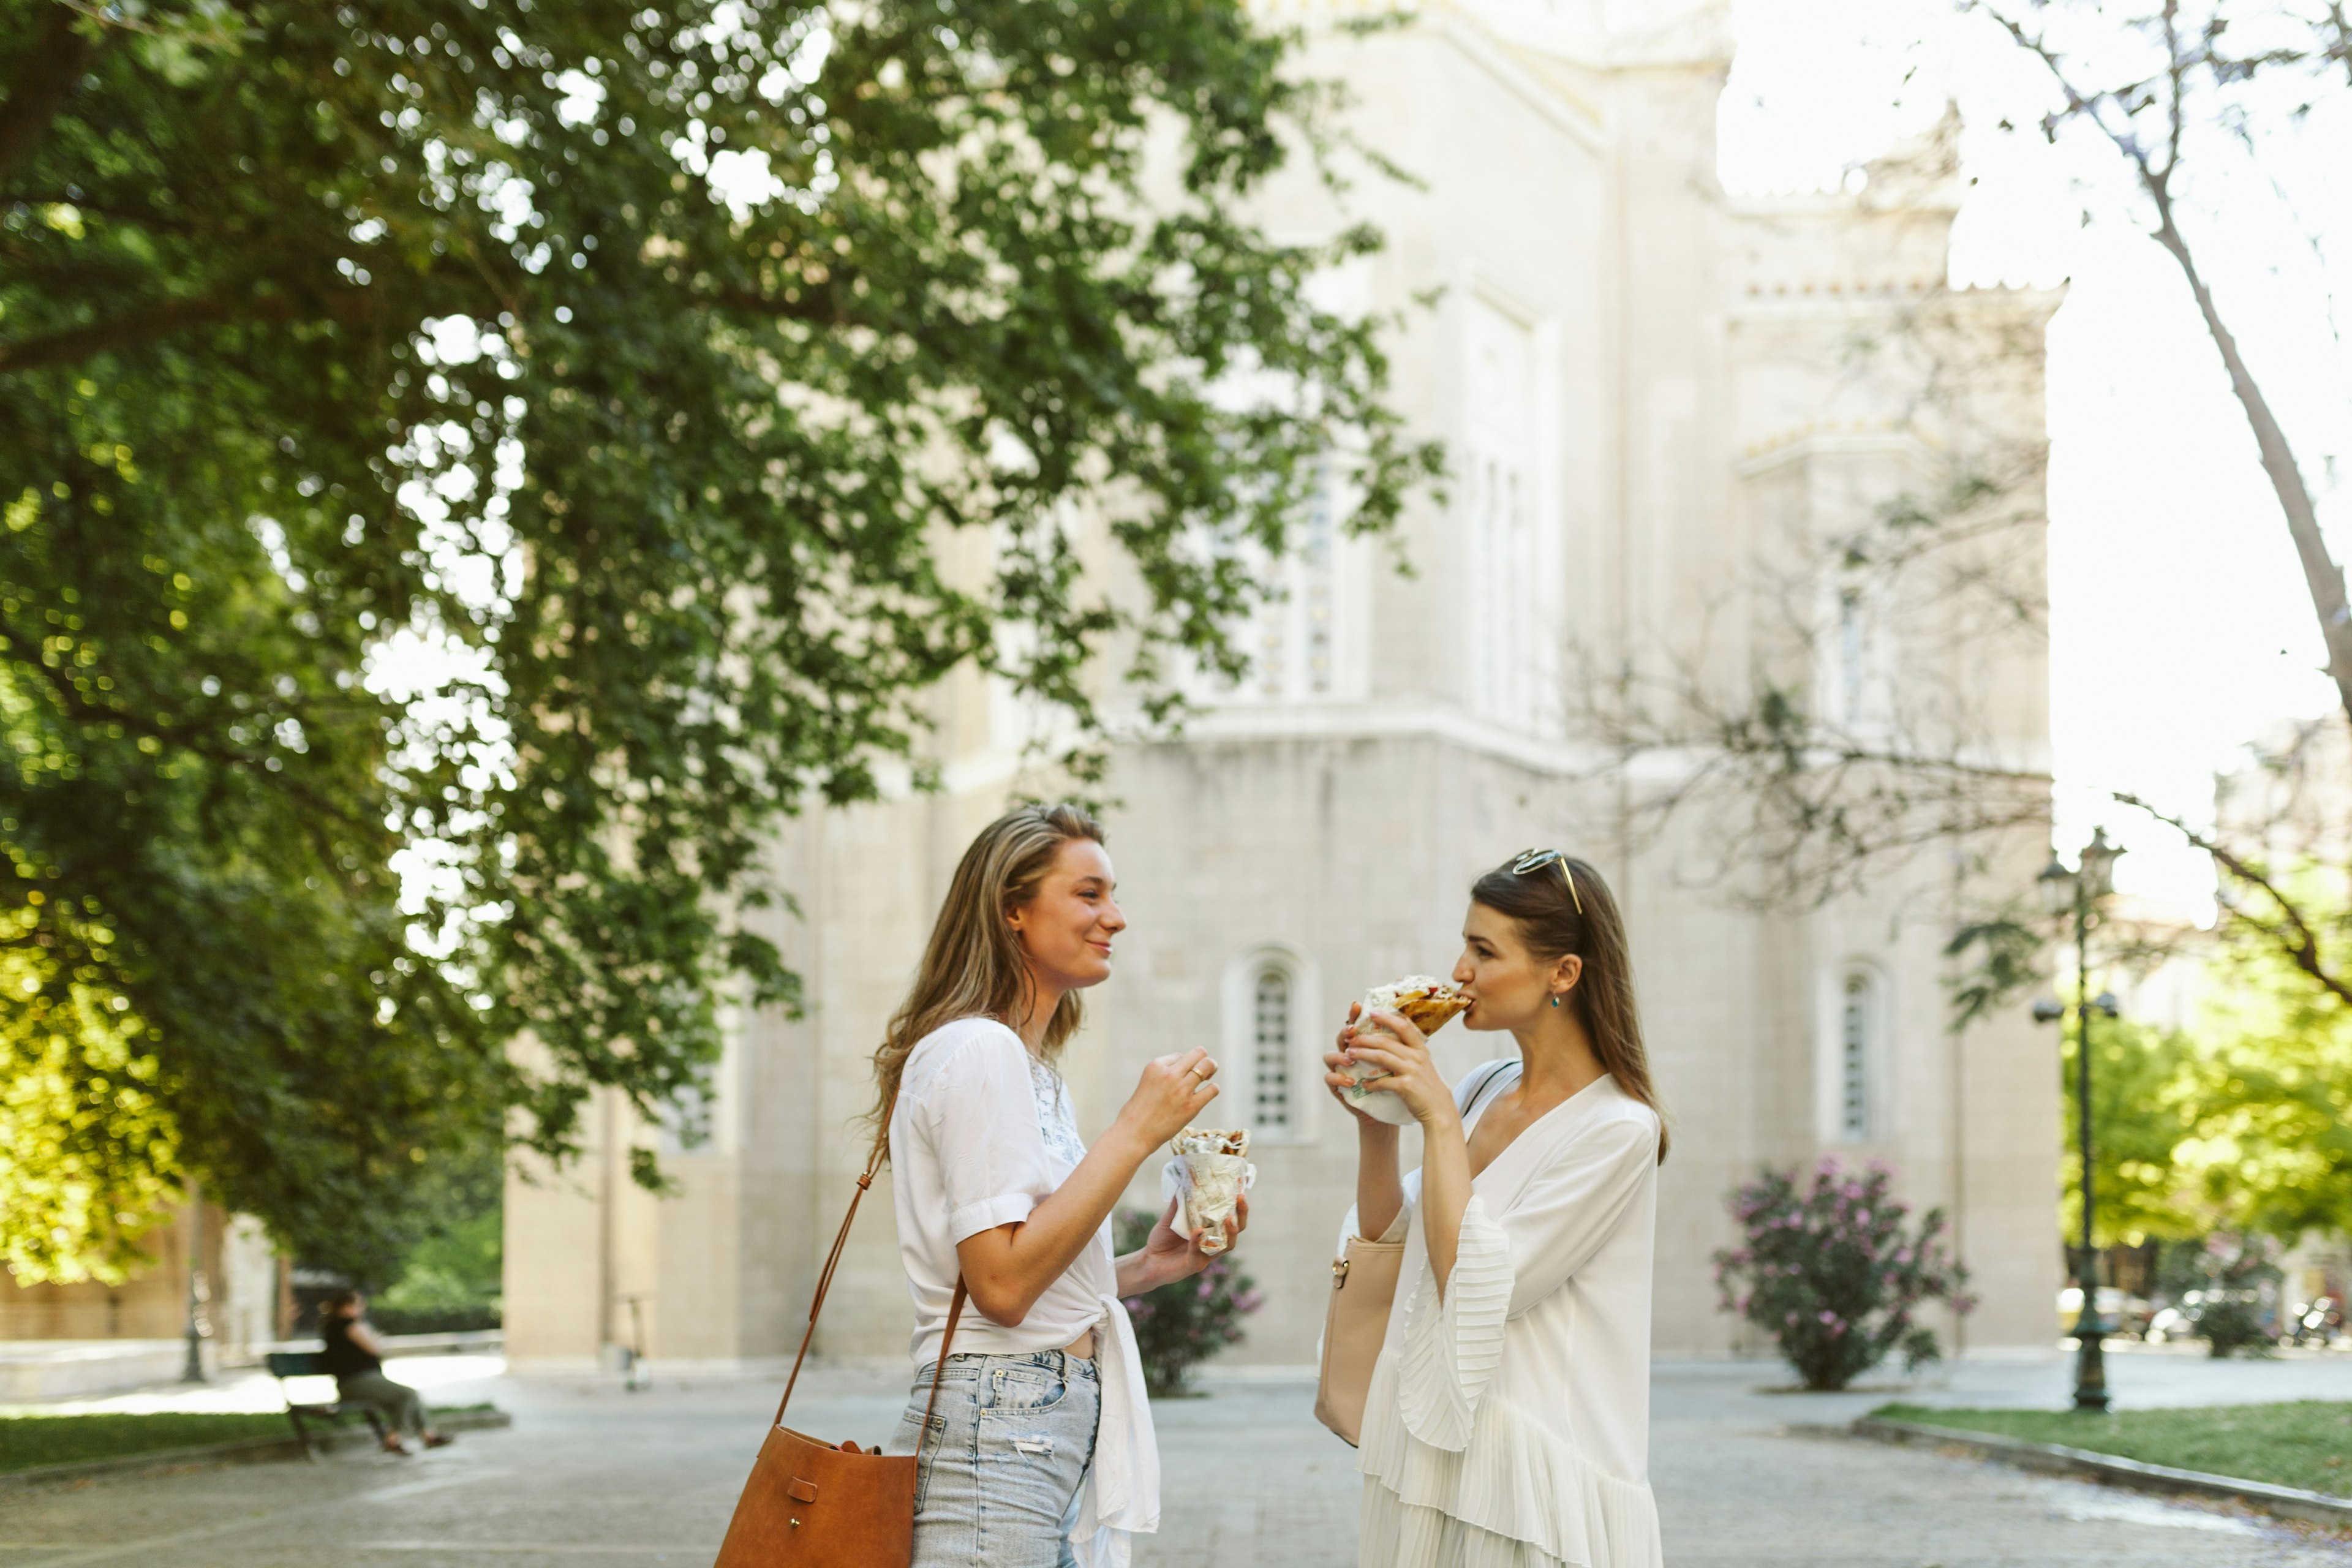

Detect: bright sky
[1721, 0, 2352, 917]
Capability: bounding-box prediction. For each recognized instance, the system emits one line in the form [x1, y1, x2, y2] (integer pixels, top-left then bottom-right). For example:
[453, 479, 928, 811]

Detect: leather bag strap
[1463, 1058, 1517, 1121]
[914, 1280, 968, 1456]
[771, 1101, 969, 1431]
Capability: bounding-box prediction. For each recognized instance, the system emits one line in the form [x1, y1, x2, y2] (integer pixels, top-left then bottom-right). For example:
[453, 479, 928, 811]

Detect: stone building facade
[506, 0, 2063, 1372]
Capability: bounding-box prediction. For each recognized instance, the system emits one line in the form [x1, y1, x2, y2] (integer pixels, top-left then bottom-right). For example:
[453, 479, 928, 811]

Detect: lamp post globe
[2037, 854, 2078, 918]
[2079, 827, 2122, 901]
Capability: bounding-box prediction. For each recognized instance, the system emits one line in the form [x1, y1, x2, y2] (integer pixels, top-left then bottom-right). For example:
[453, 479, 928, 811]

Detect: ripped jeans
[887, 1348, 1102, 1568]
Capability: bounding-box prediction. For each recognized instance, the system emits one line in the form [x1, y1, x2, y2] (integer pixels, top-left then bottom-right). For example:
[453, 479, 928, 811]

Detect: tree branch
[0, 290, 307, 375]
[2113, 790, 2352, 1011]
[1973, 0, 2352, 727]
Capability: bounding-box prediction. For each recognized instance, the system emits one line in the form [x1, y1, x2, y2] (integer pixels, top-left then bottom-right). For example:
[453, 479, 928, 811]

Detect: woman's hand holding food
[1123, 1192, 1251, 1294]
[1113, 1047, 1219, 1154]
[1324, 1002, 1393, 1130]
[1338, 1009, 1457, 1131]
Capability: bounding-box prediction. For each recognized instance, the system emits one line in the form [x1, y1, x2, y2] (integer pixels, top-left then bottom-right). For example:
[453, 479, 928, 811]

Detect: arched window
[1838, 968, 1876, 1141]
[1224, 945, 1311, 1142]
[1251, 964, 1293, 1137]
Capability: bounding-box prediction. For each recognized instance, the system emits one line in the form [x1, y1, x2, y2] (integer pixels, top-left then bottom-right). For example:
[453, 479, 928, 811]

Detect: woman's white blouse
[1348, 1065, 1664, 1568]
[889, 1016, 1158, 1568]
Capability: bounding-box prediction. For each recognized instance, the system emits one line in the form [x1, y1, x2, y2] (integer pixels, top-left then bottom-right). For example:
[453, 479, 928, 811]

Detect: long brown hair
[865, 802, 1105, 1159]
[1468, 852, 1669, 1161]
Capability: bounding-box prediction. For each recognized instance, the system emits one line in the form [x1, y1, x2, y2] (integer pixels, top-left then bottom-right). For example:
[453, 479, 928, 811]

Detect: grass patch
[1874, 1401, 2352, 1498]
[0, 1403, 500, 1476]
[0, 1413, 291, 1474]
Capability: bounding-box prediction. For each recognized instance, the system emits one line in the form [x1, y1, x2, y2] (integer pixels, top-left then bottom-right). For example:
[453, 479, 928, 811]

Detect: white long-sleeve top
[1348, 1063, 1664, 1568]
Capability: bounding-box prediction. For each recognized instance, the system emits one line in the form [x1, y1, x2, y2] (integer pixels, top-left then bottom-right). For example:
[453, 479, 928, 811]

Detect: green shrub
[367, 1303, 502, 1335]
[2166, 1234, 2282, 1359]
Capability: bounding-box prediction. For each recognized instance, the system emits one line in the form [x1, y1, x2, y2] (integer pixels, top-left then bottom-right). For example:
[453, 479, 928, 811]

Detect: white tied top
[889, 1017, 1158, 1568]
[1346, 1063, 1665, 1568]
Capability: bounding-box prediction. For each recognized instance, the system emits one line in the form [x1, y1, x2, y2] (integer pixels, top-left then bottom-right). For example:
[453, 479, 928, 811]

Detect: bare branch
[2112, 790, 2352, 1011]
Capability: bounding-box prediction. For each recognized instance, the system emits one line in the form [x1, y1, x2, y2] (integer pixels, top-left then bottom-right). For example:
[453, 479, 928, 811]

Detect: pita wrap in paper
[1340, 976, 1472, 1125]
[1161, 1127, 1254, 1256]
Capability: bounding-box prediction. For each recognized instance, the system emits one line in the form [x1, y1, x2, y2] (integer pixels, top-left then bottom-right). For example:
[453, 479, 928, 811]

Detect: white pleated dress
[1349, 1064, 1664, 1568]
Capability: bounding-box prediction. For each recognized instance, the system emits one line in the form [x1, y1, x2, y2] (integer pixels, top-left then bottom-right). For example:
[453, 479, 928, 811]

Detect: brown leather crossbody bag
[712, 1130, 964, 1568]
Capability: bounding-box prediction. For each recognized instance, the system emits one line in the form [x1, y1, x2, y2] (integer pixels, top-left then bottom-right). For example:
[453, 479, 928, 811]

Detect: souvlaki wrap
[1340, 975, 1473, 1125]
[1161, 1128, 1254, 1256]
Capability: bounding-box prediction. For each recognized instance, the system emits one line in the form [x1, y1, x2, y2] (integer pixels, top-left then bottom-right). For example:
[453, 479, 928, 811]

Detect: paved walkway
[5, 1348, 2351, 1566]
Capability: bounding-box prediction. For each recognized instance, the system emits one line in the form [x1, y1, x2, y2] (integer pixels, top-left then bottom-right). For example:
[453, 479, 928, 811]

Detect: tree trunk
[2147, 206, 2352, 725]
[0, 7, 96, 185]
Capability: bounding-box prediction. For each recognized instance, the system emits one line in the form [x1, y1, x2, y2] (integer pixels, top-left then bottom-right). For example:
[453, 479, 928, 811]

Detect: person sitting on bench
[319, 1290, 453, 1455]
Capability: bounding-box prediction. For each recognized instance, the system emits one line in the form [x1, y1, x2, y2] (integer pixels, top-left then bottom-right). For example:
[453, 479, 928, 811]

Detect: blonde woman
[875, 802, 1246, 1568]
[1329, 851, 1669, 1568]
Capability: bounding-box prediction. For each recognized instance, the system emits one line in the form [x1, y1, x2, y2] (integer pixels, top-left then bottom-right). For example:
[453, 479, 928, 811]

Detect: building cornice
[1144, 699, 1613, 778]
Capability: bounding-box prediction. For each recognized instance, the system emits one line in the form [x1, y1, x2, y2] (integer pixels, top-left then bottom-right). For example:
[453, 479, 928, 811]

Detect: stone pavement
[5, 1348, 2351, 1566]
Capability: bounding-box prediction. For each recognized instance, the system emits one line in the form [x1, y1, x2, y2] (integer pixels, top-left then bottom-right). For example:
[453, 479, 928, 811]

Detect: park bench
[263, 1351, 388, 1459]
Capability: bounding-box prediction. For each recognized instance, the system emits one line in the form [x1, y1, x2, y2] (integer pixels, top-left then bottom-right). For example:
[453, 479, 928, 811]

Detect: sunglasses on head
[1510, 848, 1585, 916]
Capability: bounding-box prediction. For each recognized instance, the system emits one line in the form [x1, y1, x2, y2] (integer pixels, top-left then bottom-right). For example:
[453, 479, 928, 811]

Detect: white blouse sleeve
[1396, 1112, 1658, 1450]
[921, 1023, 1056, 1243]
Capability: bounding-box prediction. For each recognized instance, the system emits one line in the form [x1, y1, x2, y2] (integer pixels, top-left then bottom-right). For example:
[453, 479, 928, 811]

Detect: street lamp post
[2038, 827, 2124, 1414]
[180, 1178, 209, 1385]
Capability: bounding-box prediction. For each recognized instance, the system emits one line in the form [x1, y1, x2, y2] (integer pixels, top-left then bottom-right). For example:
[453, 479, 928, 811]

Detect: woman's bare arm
[1337, 1011, 1471, 1299]
[1354, 1120, 1404, 1240]
[956, 1049, 1216, 1327]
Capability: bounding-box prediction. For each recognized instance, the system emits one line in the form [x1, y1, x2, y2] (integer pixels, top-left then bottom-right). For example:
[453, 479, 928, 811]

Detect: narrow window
[1839, 970, 1872, 1140]
[1838, 587, 1866, 727]
[1252, 965, 1292, 1135]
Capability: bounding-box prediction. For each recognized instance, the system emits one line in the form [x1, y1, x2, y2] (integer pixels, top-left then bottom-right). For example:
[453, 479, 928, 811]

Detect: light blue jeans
[887, 1348, 1102, 1568]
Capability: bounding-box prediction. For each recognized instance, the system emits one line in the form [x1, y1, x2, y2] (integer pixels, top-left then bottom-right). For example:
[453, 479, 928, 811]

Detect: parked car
[2288, 1295, 2343, 1349]
[2056, 1286, 2155, 1339]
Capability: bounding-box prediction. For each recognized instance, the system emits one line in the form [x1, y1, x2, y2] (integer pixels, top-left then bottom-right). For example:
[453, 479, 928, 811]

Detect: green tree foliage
[0, 0, 1436, 1281]
[2049, 919, 2352, 1250]
[372, 1121, 503, 1329]
[2180, 917, 2352, 1241]
[2058, 1014, 2203, 1249]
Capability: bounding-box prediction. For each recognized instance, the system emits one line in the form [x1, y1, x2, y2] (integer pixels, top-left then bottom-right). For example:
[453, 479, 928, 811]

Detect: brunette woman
[317, 1291, 453, 1455]
[1329, 851, 1668, 1568]
[875, 802, 1246, 1568]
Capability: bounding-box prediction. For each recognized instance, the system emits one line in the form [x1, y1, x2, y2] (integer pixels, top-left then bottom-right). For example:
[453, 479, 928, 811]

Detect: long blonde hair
[866, 802, 1105, 1159]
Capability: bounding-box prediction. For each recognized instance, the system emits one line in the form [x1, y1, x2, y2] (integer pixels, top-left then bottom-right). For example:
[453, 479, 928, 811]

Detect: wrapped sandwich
[1163, 1126, 1254, 1256]
[1339, 976, 1472, 1126]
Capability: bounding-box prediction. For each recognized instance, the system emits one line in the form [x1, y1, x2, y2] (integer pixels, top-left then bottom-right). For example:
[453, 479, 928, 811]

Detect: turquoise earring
[1550, 993, 1561, 1008]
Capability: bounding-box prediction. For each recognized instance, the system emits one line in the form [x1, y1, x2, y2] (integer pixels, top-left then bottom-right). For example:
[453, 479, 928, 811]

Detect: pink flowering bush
[1712, 1160, 1974, 1390]
[1115, 1208, 1263, 1396]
